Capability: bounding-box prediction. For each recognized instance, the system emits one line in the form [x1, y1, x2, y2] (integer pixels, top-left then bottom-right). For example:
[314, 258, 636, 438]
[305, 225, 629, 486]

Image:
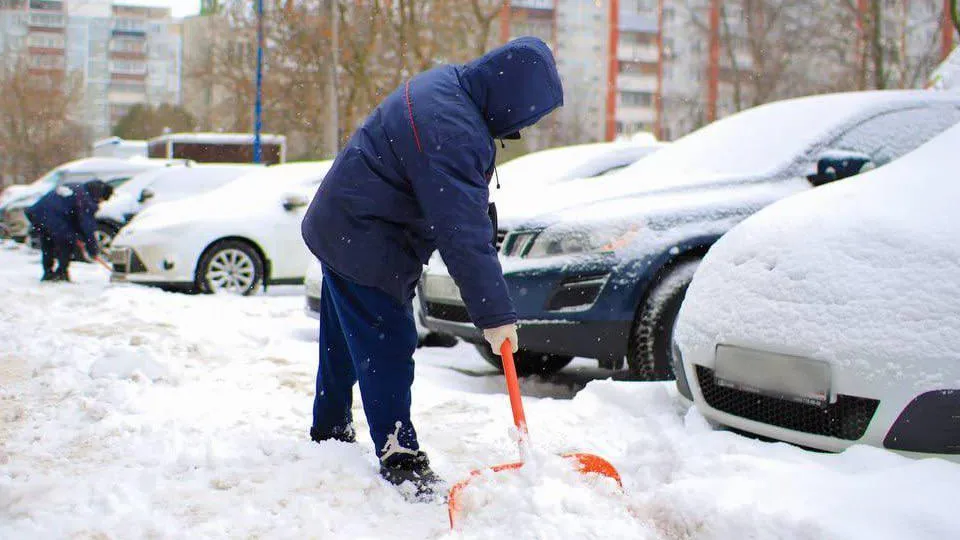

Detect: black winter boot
[380, 450, 444, 503]
[310, 424, 356, 444]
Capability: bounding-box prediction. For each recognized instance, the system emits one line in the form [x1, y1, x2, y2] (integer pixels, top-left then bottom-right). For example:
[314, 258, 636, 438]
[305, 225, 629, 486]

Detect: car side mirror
[807, 150, 874, 187]
[138, 188, 155, 203]
[282, 193, 309, 212]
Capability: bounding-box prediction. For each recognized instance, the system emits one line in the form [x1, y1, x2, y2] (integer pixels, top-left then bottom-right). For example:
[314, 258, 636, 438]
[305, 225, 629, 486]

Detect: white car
[96, 163, 259, 247]
[491, 140, 663, 234]
[109, 161, 332, 295]
[0, 157, 185, 242]
[674, 121, 960, 460]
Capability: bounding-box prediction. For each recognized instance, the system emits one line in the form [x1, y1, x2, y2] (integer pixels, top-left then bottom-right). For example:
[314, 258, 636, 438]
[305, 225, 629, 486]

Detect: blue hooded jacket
[301, 37, 563, 329]
[26, 182, 104, 257]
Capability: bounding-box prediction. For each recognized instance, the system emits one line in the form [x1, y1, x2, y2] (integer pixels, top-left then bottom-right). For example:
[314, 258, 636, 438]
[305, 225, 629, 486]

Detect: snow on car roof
[610, 90, 960, 190]
[112, 164, 257, 196]
[54, 157, 184, 175]
[676, 121, 960, 375]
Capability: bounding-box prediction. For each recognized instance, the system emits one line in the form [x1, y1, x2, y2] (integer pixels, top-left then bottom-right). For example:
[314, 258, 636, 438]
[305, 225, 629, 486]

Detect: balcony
[27, 12, 64, 29]
[617, 43, 658, 63]
[28, 52, 65, 70]
[112, 18, 147, 36]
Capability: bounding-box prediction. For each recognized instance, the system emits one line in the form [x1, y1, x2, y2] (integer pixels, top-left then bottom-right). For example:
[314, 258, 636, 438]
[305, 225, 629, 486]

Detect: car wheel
[627, 258, 701, 380]
[474, 343, 573, 376]
[95, 222, 119, 250]
[197, 240, 264, 296]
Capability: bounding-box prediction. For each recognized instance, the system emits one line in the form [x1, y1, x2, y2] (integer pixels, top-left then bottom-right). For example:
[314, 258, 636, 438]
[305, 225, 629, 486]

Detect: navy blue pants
[38, 229, 73, 279]
[312, 266, 421, 458]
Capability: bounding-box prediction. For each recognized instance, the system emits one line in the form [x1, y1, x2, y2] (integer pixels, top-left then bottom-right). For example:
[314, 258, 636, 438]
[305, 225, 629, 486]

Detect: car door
[268, 178, 320, 280]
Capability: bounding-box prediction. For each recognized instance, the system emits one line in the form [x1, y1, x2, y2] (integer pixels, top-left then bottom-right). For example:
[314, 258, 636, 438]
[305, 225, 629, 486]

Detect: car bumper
[682, 342, 960, 461]
[2, 207, 29, 241]
[419, 254, 640, 361]
[108, 243, 197, 286]
[305, 294, 321, 320]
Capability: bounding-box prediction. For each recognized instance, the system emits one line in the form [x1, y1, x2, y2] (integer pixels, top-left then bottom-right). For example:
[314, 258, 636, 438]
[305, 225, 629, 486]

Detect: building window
[28, 53, 64, 69]
[621, 91, 653, 107]
[110, 59, 147, 74]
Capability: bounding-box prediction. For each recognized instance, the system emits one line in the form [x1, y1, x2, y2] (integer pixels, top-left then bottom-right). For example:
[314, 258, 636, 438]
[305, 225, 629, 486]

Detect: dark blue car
[420, 91, 960, 377]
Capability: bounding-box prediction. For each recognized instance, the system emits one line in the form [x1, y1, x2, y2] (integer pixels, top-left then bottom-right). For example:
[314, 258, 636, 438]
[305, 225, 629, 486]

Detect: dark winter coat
[25, 181, 106, 257]
[301, 37, 564, 329]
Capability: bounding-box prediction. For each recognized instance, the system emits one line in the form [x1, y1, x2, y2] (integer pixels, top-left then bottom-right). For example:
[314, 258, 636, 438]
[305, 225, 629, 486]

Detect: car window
[826, 106, 960, 167]
[106, 176, 132, 188]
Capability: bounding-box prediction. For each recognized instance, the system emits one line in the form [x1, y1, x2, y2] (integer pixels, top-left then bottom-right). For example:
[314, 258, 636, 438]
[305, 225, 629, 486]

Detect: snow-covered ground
[2, 241, 959, 539]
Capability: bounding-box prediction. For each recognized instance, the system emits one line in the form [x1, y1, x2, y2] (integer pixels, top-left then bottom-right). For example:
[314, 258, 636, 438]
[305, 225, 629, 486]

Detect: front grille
[110, 248, 147, 274]
[425, 301, 471, 323]
[696, 365, 879, 441]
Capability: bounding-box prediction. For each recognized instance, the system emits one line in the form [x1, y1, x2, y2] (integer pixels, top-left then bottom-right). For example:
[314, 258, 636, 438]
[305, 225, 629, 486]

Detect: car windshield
[612, 94, 884, 188]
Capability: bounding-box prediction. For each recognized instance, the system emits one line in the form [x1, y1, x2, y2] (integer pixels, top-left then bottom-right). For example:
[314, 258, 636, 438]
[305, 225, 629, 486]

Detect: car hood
[97, 192, 138, 222]
[0, 185, 47, 211]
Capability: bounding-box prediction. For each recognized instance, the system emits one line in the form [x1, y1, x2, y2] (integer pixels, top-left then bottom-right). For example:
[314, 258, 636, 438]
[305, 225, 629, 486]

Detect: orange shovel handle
[500, 339, 529, 442]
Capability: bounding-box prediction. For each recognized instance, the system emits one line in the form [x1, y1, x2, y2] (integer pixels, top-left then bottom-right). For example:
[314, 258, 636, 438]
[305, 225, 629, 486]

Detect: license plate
[715, 345, 831, 407]
[422, 274, 463, 304]
[108, 248, 130, 266]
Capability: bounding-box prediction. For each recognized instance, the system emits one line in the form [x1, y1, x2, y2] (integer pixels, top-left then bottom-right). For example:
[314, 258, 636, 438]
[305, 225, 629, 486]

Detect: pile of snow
[1, 243, 960, 538]
[676, 122, 960, 379]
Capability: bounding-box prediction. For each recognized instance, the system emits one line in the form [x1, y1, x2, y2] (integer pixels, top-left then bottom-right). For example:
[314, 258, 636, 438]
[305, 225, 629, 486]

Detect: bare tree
[0, 55, 88, 187]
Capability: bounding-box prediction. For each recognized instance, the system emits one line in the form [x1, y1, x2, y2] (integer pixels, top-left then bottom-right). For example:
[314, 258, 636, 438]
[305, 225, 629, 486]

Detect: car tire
[474, 343, 573, 376]
[627, 258, 701, 380]
[196, 240, 264, 296]
[95, 222, 119, 250]
[418, 332, 459, 348]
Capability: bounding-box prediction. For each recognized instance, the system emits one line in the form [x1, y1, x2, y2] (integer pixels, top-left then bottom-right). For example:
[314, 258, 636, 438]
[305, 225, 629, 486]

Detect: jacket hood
[460, 37, 564, 139]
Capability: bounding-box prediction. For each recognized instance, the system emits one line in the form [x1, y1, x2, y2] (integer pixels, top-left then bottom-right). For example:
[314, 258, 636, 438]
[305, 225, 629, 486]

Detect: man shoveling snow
[301, 36, 563, 501]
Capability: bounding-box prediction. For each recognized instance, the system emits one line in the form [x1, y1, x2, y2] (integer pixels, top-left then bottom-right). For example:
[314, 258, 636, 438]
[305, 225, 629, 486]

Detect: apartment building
[0, 0, 182, 140]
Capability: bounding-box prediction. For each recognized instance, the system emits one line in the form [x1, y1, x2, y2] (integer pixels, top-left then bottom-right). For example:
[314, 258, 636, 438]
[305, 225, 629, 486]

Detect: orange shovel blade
[447, 452, 622, 529]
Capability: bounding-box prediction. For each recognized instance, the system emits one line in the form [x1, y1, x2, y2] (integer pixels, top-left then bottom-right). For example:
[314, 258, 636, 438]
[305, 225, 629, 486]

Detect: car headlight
[525, 223, 640, 258]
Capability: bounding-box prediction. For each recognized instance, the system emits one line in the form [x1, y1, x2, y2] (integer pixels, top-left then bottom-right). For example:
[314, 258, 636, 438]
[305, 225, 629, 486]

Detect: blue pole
[253, 0, 264, 163]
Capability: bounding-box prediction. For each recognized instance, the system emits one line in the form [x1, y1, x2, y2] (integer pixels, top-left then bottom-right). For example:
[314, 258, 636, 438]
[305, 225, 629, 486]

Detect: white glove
[483, 324, 518, 355]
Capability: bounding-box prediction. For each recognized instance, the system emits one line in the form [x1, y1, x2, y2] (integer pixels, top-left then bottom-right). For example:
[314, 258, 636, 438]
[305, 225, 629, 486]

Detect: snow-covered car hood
[0, 184, 48, 211]
[97, 191, 138, 222]
[676, 122, 960, 380]
[0, 184, 34, 209]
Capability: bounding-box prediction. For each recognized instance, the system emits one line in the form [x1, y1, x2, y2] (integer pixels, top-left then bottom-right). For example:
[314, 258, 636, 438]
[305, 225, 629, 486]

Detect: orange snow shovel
[447, 339, 623, 529]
